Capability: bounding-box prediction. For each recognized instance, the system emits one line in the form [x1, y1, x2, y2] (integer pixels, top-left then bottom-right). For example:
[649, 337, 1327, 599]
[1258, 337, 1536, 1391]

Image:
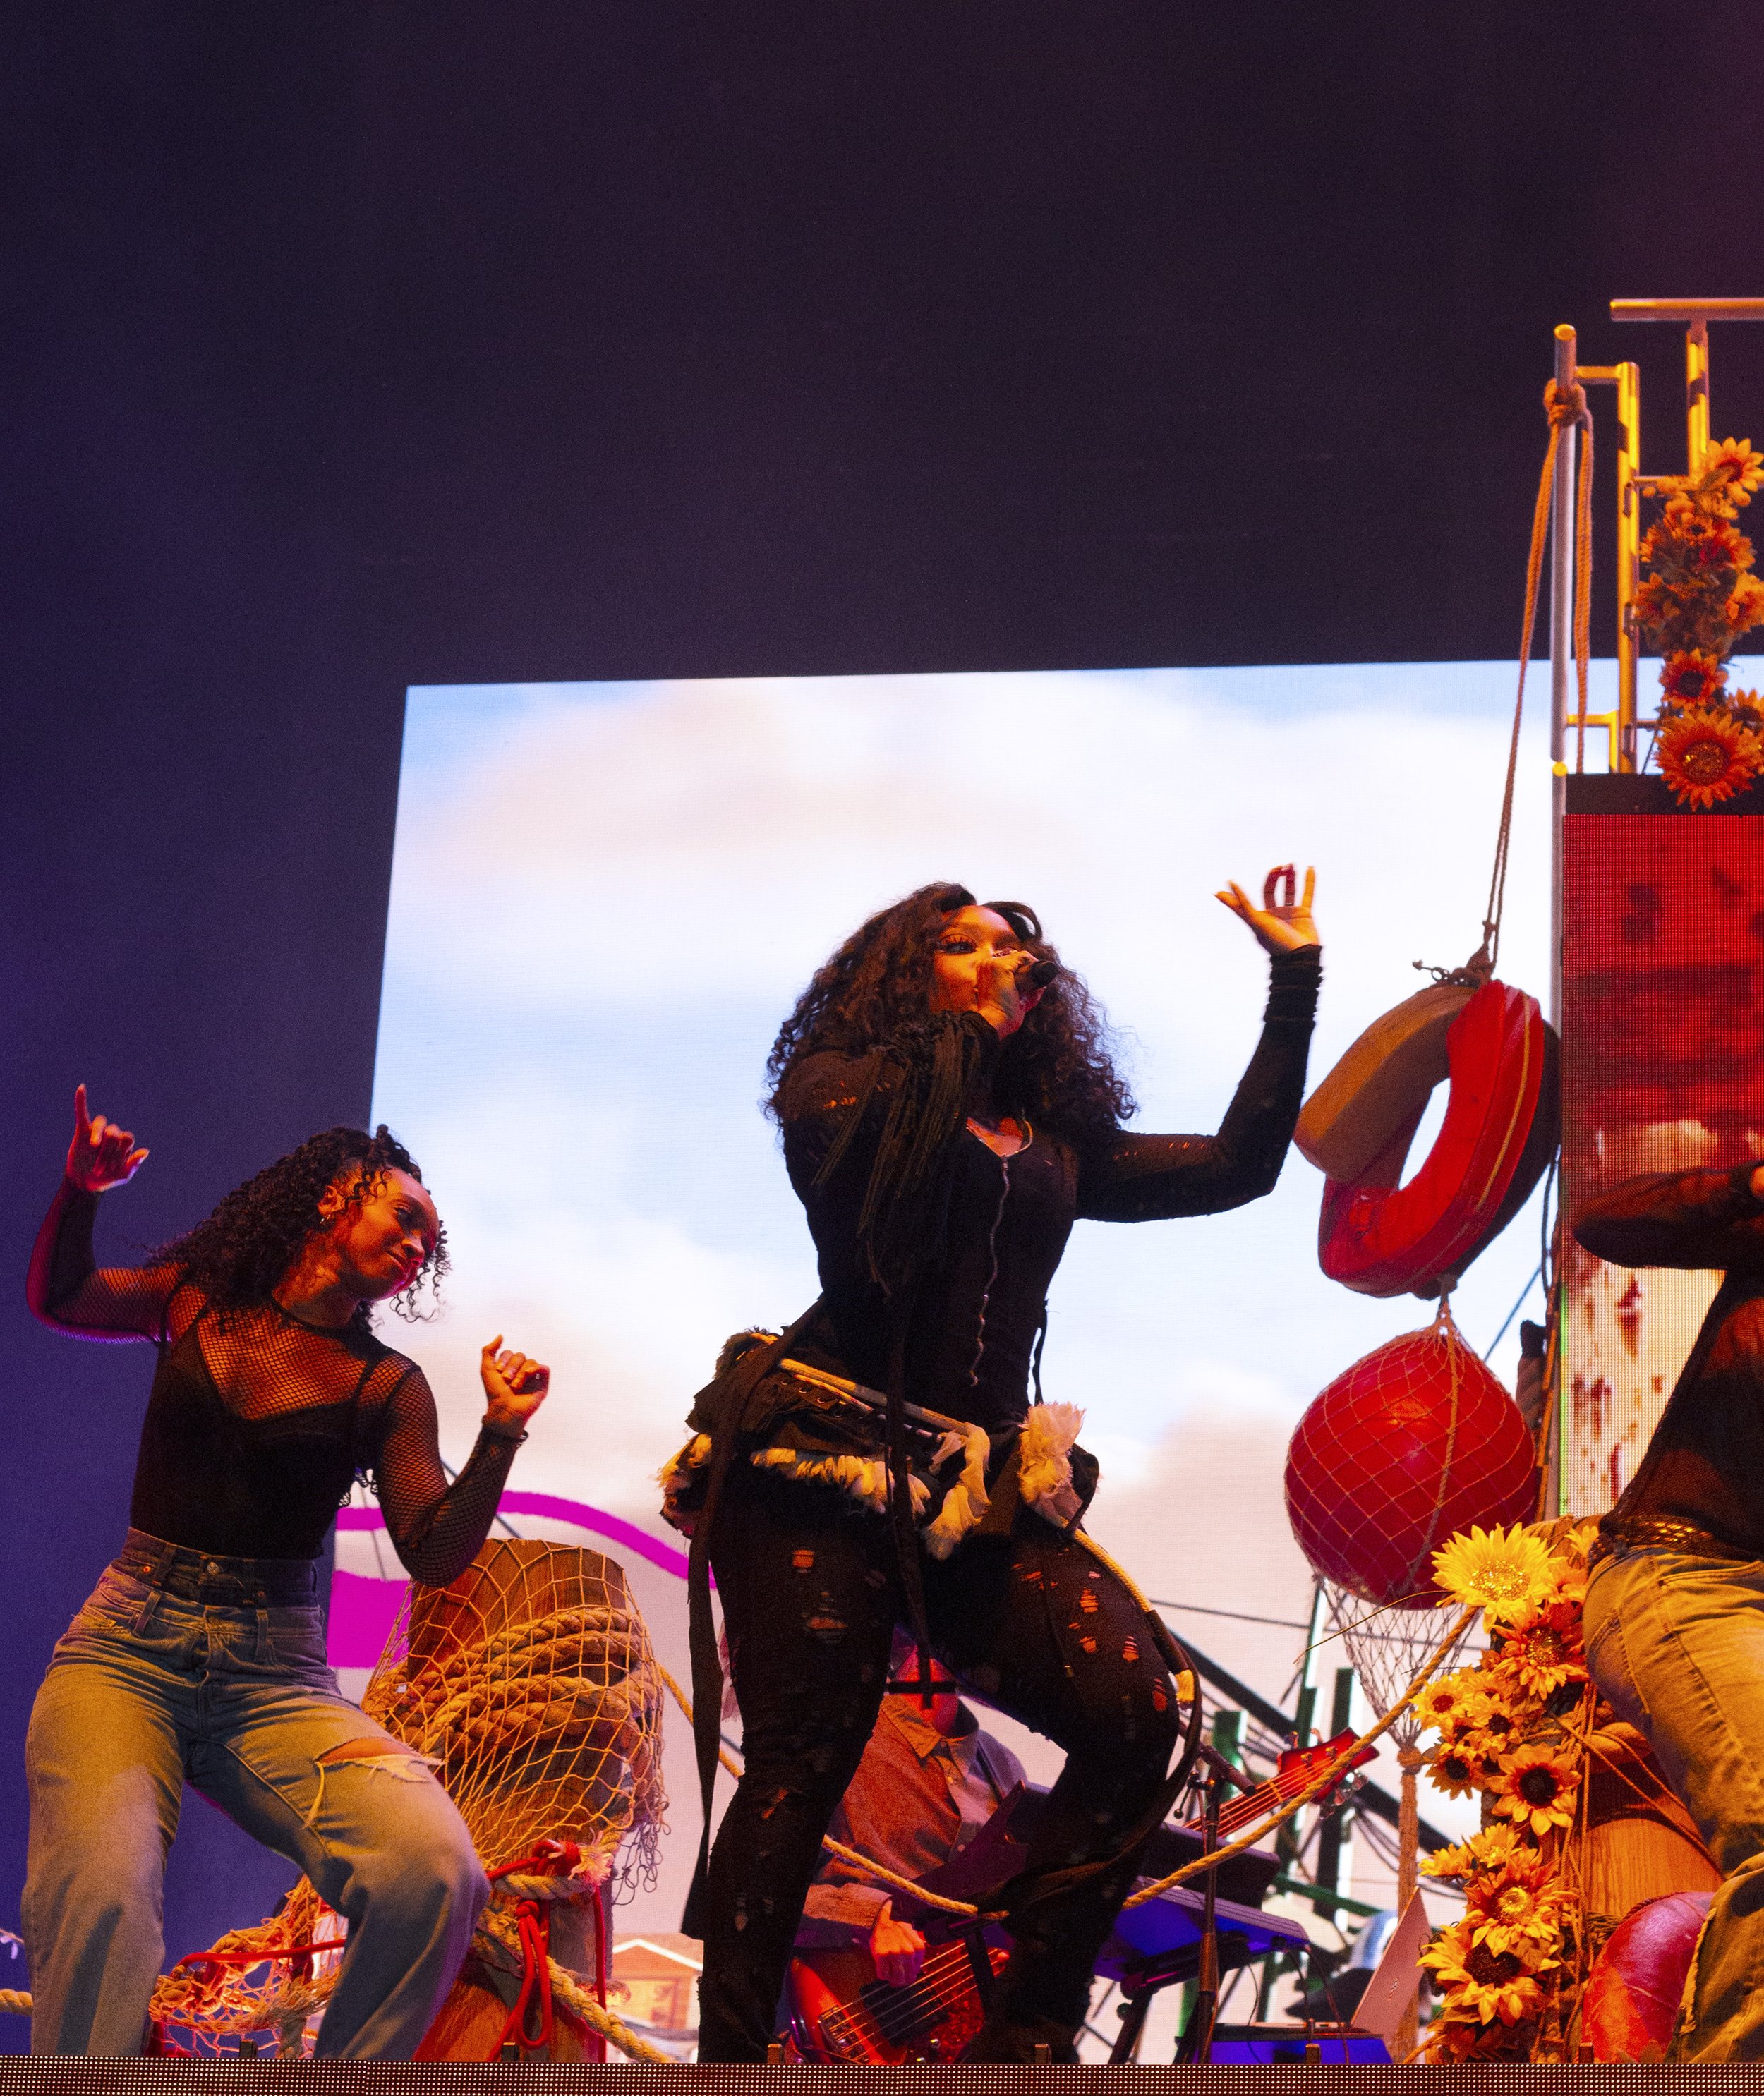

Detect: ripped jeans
[1585, 1546, 1764, 2061]
[23, 1532, 487, 2057]
[698, 1468, 1181, 2060]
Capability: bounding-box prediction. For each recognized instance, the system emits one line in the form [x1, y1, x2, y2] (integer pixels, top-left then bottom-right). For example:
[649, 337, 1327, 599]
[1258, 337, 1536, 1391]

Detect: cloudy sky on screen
[369, 663, 1563, 1870]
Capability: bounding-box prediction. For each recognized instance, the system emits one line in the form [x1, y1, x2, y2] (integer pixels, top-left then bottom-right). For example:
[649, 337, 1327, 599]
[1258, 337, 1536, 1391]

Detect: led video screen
[360, 665, 1554, 1937]
[1561, 809, 1764, 1516]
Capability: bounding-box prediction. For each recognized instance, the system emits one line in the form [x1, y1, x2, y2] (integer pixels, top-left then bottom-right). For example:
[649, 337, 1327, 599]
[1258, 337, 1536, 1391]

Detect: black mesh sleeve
[371, 1362, 521, 1585]
[26, 1177, 181, 1342]
[1073, 945, 1321, 1222]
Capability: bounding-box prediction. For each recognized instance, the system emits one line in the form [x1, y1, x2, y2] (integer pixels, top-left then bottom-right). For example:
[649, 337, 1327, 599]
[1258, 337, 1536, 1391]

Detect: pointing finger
[1302, 865, 1316, 910]
[73, 1084, 90, 1137]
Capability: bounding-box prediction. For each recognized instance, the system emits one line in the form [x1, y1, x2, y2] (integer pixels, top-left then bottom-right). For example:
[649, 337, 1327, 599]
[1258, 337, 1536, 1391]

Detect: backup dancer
[1577, 1163, 1764, 2059]
[663, 871, 1322, 2061]
[24, 1090, 550, 2056]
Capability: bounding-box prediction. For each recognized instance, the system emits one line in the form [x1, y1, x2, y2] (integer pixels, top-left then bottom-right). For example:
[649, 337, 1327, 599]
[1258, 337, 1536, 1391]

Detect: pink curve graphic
[329, 1491, 693, 1670]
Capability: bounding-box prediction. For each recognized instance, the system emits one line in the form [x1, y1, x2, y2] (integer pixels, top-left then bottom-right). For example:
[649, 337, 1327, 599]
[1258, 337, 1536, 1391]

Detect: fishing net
[147, 1879, 347, 2056]
[1322, 1578, 1479, 2058]
[363, 1539, 666, 1897]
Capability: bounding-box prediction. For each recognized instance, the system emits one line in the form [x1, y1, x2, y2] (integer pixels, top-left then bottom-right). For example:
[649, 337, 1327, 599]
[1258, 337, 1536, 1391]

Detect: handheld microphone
[1025, 957, 1062, 991]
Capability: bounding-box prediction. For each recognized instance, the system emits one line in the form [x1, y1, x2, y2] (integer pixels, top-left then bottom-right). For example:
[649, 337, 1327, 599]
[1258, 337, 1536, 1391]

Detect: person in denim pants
[1576, 1161, 1764, 2060]
[23, 1089, 552, 2056]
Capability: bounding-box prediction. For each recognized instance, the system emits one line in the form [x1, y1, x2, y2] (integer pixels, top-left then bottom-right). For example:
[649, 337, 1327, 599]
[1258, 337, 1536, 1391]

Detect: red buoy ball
[1284, 1322, 1536, 1605]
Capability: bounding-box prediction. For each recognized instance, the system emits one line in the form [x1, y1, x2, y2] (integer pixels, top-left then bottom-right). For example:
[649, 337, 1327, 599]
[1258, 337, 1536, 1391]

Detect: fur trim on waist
[1018, 1401, 1087, 1527]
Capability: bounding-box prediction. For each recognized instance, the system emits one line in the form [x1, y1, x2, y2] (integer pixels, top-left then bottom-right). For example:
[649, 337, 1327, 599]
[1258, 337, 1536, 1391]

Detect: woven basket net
[362, 1539, 666, 1896]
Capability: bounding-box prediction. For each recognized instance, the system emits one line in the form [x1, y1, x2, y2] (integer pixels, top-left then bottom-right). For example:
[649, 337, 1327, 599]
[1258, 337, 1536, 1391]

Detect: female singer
[23, 1092, 550, 2057]
[666, 870, 1321, 2060]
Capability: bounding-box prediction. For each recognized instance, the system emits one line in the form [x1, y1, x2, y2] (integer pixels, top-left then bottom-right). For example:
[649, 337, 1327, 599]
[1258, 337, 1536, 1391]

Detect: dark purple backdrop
[5, 0, 1763, 2040]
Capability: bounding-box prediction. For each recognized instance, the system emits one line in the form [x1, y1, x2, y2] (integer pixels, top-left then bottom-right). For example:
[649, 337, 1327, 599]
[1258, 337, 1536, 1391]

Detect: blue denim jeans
[23, 1532, 487, 2057]
[1585, 1546, 1764, 2060]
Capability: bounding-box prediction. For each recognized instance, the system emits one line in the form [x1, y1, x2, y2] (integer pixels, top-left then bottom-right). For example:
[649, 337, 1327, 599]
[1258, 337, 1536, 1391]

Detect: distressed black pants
[697, 1466, 1181, 2061]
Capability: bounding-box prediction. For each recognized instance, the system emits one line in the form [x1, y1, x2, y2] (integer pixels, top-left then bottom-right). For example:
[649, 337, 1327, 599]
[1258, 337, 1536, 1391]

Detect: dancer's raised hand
[66, 1084, 150, 1193]
[480, 1335, 551, 1439]
[1215, 865, 1320, 955]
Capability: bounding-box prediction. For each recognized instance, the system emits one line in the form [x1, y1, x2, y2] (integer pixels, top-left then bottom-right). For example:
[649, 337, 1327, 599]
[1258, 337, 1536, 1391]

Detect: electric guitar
[786, 1939, 1009, 2063]
[784, 1789, 1029, 2064]
[1184, 1727, 1377, 1842]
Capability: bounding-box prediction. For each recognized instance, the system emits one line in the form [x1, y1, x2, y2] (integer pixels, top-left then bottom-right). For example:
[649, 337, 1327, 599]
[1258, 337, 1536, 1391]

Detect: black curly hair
[765, 880, 1134, 1138]
[157, 1125, 448, 1331]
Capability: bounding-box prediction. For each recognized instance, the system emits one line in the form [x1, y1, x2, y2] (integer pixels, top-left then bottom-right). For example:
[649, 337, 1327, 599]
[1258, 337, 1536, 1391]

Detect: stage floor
[4, 2066, 1764, 2093]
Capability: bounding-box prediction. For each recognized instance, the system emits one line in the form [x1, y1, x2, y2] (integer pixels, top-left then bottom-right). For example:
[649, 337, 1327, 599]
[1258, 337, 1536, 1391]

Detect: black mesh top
[1574, 1165, 1764, 1553]
[28, 1179, 519, 1580]
[780, 945, 1322, 1430]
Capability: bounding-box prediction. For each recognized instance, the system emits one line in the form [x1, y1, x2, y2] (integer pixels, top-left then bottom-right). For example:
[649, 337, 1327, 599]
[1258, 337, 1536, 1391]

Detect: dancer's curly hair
[158, 1125, 447, 1331]
[766, 881, 1134, 1137]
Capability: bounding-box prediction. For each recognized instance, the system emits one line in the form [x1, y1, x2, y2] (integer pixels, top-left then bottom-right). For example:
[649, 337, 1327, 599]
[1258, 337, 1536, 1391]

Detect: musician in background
[794, 1632, 1025, 1989]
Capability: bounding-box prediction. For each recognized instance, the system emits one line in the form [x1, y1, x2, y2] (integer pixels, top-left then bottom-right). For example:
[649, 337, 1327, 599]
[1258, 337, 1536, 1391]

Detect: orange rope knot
[1543, 378, 1591, 430]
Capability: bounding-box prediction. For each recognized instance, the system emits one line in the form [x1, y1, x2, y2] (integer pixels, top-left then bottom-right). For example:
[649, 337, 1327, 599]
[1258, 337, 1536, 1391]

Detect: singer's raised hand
[1215, 866, 1321, 956]
[66, 1084, 150, 1194]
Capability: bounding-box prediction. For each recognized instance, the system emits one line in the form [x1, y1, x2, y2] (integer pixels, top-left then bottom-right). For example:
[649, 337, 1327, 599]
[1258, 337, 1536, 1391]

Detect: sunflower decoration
[1422, 1821, 1526, 1882]
[1705, 436, 1764, 509]
[1466, 1863, 1567, 1958]
[1491, 1740, 1581, 1838]
[1426, 1733, 1494, 1803]
[1636, 437, 1764, 806]
[1417, 1521, 1595, 2060]
[1422, 1920, 1559, 2028]
[1659, 648, 1730, 707]
[1456, 1690, 1528, 1764]
[1432, 1525, 1558, 1624]
[1497, 1599, 1588, 1700]
[1415, 1670, 1485, 1733]
[1657, 706, 1764, 811]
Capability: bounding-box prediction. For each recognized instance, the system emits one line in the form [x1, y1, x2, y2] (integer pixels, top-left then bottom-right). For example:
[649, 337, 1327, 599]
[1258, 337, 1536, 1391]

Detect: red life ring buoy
[1298, 979, 1559, 1300]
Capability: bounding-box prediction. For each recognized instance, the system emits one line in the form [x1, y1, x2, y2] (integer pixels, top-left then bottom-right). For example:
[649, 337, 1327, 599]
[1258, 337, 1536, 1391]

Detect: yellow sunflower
[1492, 1740, 1581, 1836]
[1547, 1548, 1590, 1606]
[1423, 1920, 1557, 2025]
[1461, 1821, 1530, 1872]
[1427, 1735, 1497, 1801]
[1499, 1600, 1588, 1698]
[1450, 1671, 1521, 1738]
[1421, 1838, 1477, 1881]
[1432, 1525, 1558, 1623]
[1660, 649, 1731, 707]
[1466, 1869, 1567, 1956]
[1659, 706, 1764, 811]
[1727, 580, 1764, 633]
[1416, 1670, 1485, 1733]
[1705, 437, 1764, 507]
[1429, 2013, 1530, 2061]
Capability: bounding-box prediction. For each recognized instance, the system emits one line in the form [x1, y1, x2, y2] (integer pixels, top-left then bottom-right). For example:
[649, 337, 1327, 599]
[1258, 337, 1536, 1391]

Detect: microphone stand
[1175, 1742, 1243, 2064]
